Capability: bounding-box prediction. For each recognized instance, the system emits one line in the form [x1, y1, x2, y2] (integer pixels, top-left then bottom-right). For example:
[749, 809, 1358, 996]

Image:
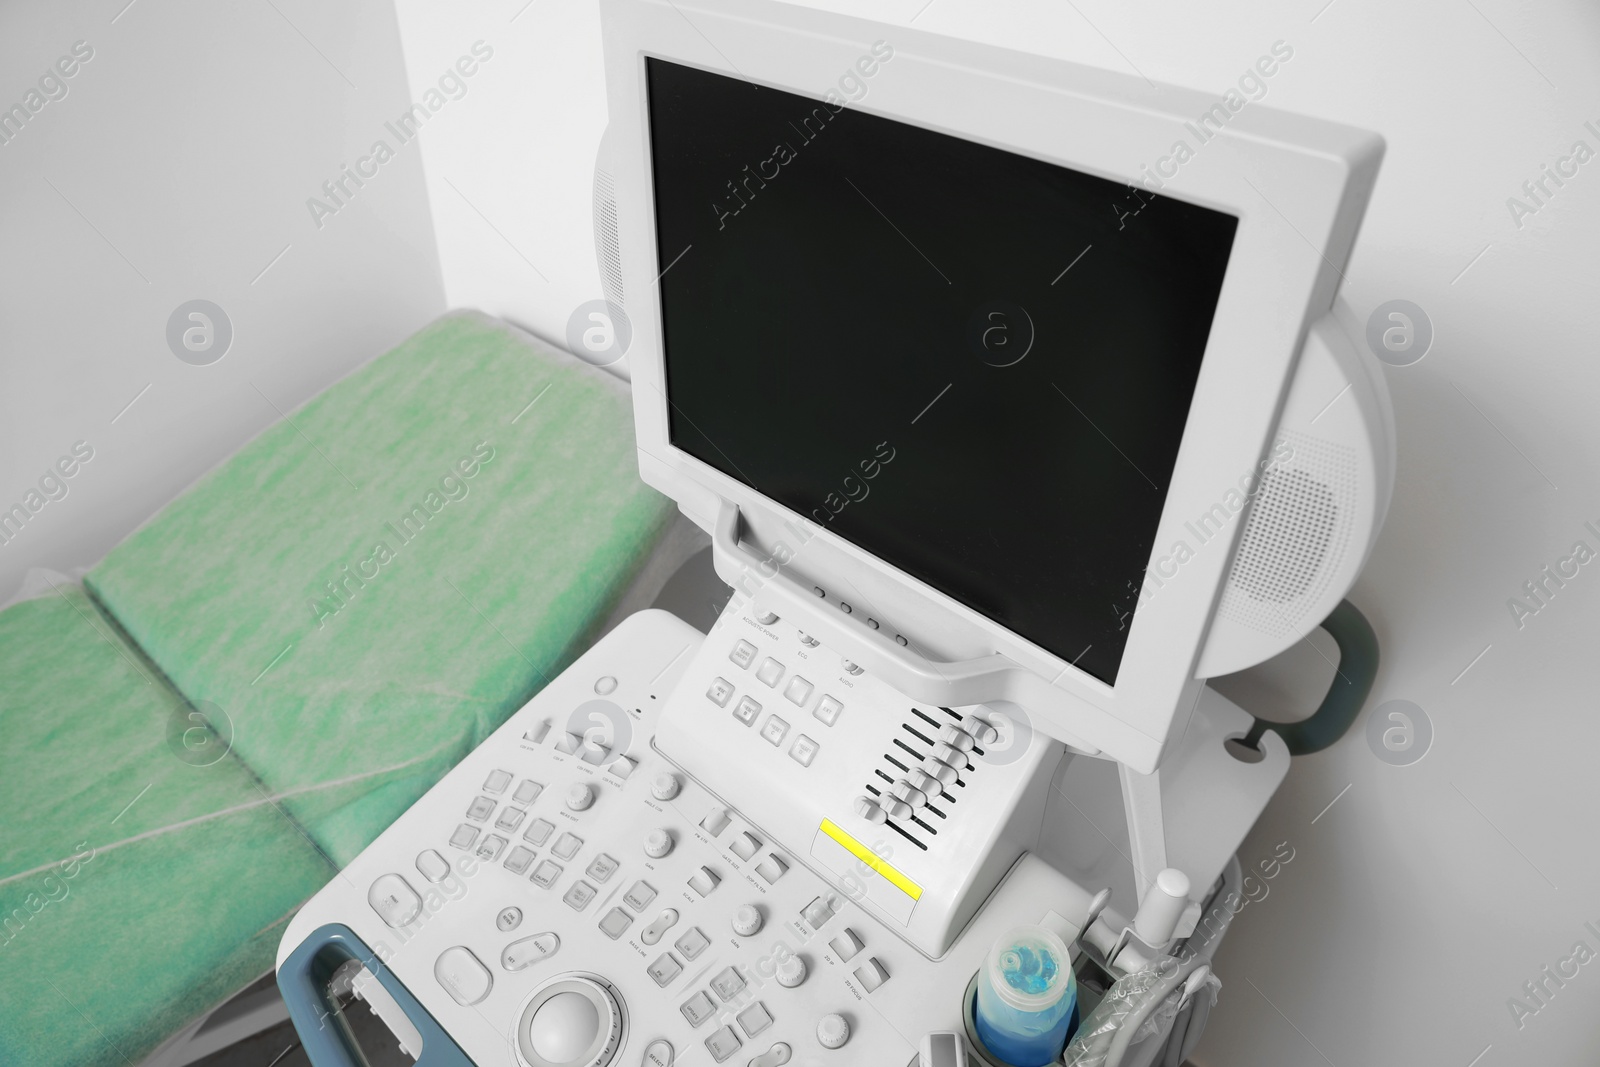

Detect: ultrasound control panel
[279, 609, 1091, 1067]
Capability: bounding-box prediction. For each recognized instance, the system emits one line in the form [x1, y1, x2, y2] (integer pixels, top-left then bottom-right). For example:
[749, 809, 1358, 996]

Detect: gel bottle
[974, 925, 1078, 1066]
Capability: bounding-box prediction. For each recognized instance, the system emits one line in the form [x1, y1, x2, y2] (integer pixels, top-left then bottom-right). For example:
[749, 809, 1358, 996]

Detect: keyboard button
[641, 907, 678, 945]
[607, 755, 637, 780]
[524, 817, 556, 846]
[680, 989, 716, 1027]
[623, 880, 657, 911]
[586, 853, 619, 883]
[649, 951, 684, 988]
[688, 866, 721, 897]
[434, 946, 492, 1006]
[449, 824, 479, 850]
[829, 928, 864, 961]
[707, 677, 735, 707]
[415, 850, 450, 883]
[501, 931, 559, 971]
[854, 957, 890, 992]
[760, 715, 789, 747]
[700, 808, 731, 836]
[599, 906, 633, 939]
[789, 734, 819, 767]
[466, 796, 495, 822]
[802, 897, 834, 929]
[814, 695, 844, 726]
[531, 860, 563, 888]
[512, 779, 544, 804]
[495, 807, 526, 833]
[737, 1002, 774, 1038]
[755, 855, 788, 883]
[756, 658, 785, 687]
[483, 769, 512, 794]
[496, 906, 522, 932]
[368, 874, 421, 928]
[730, 639, 758, 669]
[710, 965, 746, 1002]
[730, 831, 761, 861]
[732, 695, 761, 725]
[563, 880, 597, 911]
[504, 845, 536, 875]
[783, 675, 814, 706]
[675, 926, 710, 961]
[474, 834, 506, 861]
[705, 1025, 742, 1062]
[552, 832, 583, 860]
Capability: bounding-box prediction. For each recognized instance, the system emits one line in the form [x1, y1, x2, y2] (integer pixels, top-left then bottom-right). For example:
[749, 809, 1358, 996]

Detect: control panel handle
[277, 923, 474, 1067]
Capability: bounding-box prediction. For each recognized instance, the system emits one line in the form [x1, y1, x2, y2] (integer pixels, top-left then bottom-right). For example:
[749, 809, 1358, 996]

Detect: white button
[608, 755, 637, 780]
[642, 1038, 675, 1067]
[853, 797, 886, 824]
[553, 832, 583, 860]
[756, 658, 785, 687]
[563, 880, 597, 911]
[466, 796, 495, 821]
[524, 818, 555, 846]
[599, 906, 633, 939]
[749, 1042, 792, 1067]
[775, 953, 806, 988]
[679, 989, 716, 1026]
[531, 860, 563, 888]
[760, 715, 790, 747]
[853, 957, 890, 992]
[814, 695, 843, 726]
[474, 834, 506, 861]
[555, 732, 583, 755]
[497, 906, 522, 932]
[705, 1024, 743, 1062]
[798, 631, 819, 646]
[594, 675, 618, 694]
[884, 799, 913, 820]
[529, 991, 600, 1061]
[756, 855, 788, 883]
[501, 931, 559, 971]
[962, 714, 1000, 745]
[783, 675, 814, 706]
[931, 742, 968, 769]
[565, 783, 595, 811]
[733, 695, 761, 725]
[585, 853, 619, 882]
[675, 926, 711, 960]
[483, 769, 512, 794]
[651, 773, 681, 801]
[435, 946, 492, 1005]
[640, 907, 678, 945]
[710, 965, 746, 1001]
[415, 850, 450, 883]
[816, 1014, 850, 1049]
[939, 724, 976, 751]
[650, 952, 684, 987]
[523, 720, 551, 744]
[688, 866, 721, 896]
[756, 610, 779, 625]
[449, 823, 480, 849]
[513, 779, 544, 804]
[504, 845, 536, 875]
[801, 897, 833, 929]
[737, 1001, 775, 1037]
[495, 806, 527, 832]
[625, 881, 659, 912]
[920, 758, 959, 785]
[730, 640, 758, 669]
[707, 677, 735, 706]
[731, 831, 761, 861]
[789, 735, 819, 767]
[891, 781, 927, 808]
[841, 658, 863, 675]
[909, 769, 942, 796]
[368, 874, 421, 928]
[733, 904, 763, 937]
[700, 808, 730, 836]
[645, 828, 674, 859]
[828, 928, 863, 961]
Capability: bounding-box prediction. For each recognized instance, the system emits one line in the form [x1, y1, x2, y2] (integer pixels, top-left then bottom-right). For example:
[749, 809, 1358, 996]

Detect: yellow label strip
[819, 819, 923, 901]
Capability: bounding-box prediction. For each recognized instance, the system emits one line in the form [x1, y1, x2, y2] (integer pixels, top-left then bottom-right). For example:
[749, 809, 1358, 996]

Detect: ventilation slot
[592, 167, 624, 309]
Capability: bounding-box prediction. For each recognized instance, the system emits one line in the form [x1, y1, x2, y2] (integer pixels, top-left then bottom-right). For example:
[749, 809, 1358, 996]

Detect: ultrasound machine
[276, 2, 1394, 1064]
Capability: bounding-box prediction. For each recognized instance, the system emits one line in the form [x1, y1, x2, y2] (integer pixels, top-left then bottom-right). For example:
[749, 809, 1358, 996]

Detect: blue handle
[277, 923, 477, 1067]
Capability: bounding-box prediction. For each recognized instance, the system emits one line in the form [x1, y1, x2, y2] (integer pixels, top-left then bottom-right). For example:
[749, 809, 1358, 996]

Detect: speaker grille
[592, 166, 624, 308]
[1218, 430, 1356, 637]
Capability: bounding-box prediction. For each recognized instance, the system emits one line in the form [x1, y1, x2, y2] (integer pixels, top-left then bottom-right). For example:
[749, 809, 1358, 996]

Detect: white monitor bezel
[600, 0, 1381, 772]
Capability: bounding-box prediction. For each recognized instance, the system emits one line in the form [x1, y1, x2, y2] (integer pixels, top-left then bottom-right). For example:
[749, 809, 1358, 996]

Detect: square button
[585, 853, 619, 883]
[705, 1025, 742, 1062]
[783, 675, 814, 706]
[755, 658, 784, 687]
[706, 677, 735, 707]
[531, 860, 563, 888]
[599, 906, 633, 939]
[483, 769, 512, 794]
[649, 952, 683, 988]
[466, 796, 495, 822]
[736, 1002, 773, 1039]
[524, 818, 555, 846]
[732, 695, 761, 726]
[729, 639, 758, 669]
[789, 734, 819, 767]
[504, 845, 536, 875]
[815, 695, 844, 727]
[710, 965, 746, 1002]
[755, 855, 788, 884]
[680, 989, 716, 1027]
[474, 834, 506, 861]
[448, 823, 479, 850]
[760, 715, 789, 747]
[563, 880, 597, 911]
[623, 880, 656, 911]
[552, 832, 583, 860]
[513, 779, 544, 804]
[495, 807, 526, 833]
[675, 927, 710, 961]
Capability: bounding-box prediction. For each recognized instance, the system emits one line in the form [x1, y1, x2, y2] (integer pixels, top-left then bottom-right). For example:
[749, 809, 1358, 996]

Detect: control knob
[651, 773, 681, 802]
[565, 783, 595, 812]
[644, 828, 674, 859]
[816, 1014, 850, 1050]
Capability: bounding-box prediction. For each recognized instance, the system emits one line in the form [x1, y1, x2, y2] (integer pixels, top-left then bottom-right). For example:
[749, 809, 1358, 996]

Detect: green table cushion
[87, 312, 675, 866]
[0, 585, 338, 1067]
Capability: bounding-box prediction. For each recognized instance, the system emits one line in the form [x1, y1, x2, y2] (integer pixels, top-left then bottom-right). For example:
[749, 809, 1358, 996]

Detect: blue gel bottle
[974, 925, 1077, 1067]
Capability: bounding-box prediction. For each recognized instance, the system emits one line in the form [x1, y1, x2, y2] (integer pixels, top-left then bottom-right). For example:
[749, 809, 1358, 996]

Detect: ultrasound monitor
[601, 0, 1389, 771]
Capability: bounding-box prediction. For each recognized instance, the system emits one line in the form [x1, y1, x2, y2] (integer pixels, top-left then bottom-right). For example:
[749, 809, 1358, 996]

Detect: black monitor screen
[645, 57, 1237, 684]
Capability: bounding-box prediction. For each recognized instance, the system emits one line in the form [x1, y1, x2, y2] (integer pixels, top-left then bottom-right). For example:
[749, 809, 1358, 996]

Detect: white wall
[0, 0, 445, 601]
[392, 1, 1600, 1062]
